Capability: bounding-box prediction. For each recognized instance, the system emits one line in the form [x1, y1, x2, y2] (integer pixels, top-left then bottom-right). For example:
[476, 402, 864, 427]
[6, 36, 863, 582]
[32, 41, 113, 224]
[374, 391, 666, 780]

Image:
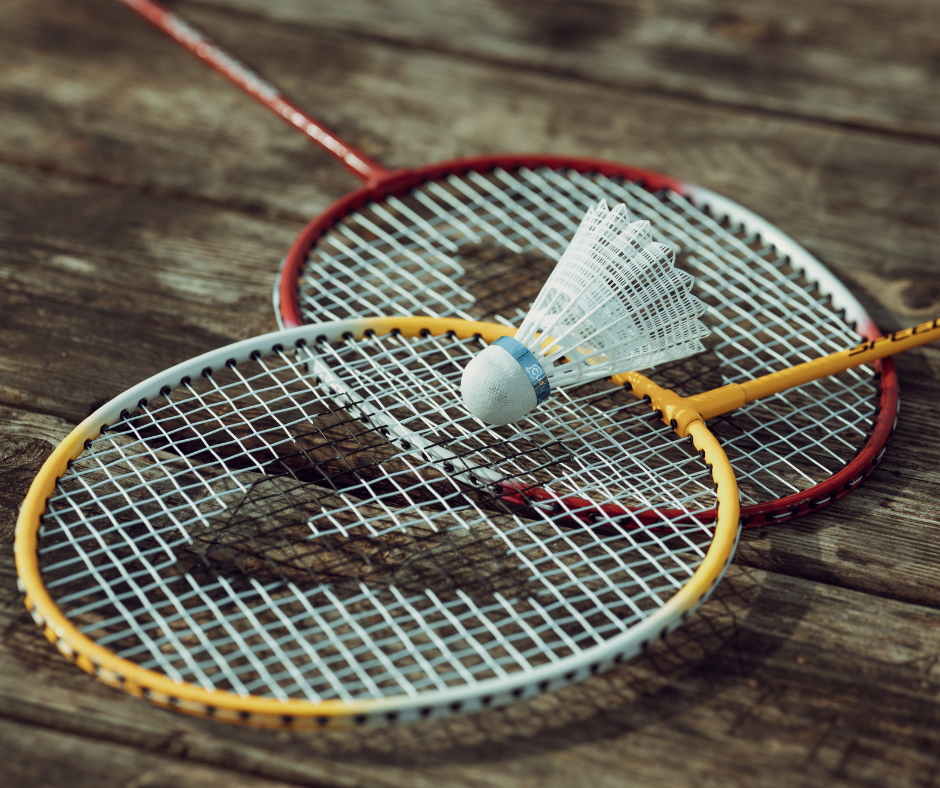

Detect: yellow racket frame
[16, 315, 938, 727]
[15, 316, 741, 727]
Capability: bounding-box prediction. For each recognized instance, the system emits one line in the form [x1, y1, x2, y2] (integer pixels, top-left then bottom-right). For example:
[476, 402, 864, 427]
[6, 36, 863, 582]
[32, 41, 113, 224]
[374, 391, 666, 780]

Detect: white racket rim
[16, 317, 741, 727]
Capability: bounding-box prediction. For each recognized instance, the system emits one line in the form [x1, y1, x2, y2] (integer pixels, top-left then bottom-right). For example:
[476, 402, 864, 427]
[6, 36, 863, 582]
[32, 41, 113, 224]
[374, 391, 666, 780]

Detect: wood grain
[0, 0, 937, 313]
[5, 527, 940, 787]
[0, 717, 297, 788]
[0, 161, 285, 423]
[1, 0, 939, 784]
[185, 0, 940, 139]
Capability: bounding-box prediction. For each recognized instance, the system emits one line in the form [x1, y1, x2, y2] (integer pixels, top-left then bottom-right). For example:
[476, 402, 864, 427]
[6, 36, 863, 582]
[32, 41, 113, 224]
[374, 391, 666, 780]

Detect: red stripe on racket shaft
[118, 0, 389, 183]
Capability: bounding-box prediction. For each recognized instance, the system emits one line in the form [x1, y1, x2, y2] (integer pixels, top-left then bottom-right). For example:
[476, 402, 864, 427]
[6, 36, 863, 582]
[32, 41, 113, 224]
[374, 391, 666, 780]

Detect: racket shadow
[150, 558, 811, 765]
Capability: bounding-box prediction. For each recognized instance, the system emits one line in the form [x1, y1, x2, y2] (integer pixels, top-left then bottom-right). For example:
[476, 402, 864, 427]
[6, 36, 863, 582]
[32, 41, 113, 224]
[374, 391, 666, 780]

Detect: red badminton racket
[118, 0, 898, 529]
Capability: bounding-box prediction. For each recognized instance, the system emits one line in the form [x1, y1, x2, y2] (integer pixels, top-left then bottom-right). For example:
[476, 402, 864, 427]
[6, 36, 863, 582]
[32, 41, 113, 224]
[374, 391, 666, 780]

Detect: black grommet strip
[201, 367, 212, 378]
[138, 398, 148, 409]
[226, 357, 237, 368]
[295, 338, 307, 348]
[342, 332, 354, 341]
[160, 385, 171, 397]
[272, 343, 284, 353]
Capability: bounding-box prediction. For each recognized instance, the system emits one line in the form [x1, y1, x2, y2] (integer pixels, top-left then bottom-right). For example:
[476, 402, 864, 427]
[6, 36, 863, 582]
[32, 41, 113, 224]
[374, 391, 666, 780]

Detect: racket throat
[300, 348, 504, 491]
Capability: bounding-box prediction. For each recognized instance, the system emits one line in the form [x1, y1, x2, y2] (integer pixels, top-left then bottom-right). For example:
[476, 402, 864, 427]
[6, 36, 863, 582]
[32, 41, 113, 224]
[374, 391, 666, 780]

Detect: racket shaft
[693, 318, 940, 420]
[117, 0, 389, 181]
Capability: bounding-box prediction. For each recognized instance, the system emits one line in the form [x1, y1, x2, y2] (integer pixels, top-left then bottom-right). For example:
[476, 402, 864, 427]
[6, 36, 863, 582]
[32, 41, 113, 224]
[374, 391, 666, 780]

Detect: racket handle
[692, 318, 940, 420]
[118, 0, 390, 184]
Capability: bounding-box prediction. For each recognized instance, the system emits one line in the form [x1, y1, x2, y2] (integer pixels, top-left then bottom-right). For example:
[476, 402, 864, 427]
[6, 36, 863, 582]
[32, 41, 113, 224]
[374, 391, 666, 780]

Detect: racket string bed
[294, 167, 877, 509]
[35, 332, 723, 709]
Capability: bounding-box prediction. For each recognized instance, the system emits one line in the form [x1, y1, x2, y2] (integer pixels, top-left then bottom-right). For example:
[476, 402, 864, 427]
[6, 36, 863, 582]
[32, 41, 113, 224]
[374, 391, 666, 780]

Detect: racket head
[275, 154, 897, 528]
[16, 317, 740, 728]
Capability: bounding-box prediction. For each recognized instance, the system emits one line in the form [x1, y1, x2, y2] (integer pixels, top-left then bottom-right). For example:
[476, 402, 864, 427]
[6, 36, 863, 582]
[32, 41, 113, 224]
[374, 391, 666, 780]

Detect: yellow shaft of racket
[616, 318, 940, 436]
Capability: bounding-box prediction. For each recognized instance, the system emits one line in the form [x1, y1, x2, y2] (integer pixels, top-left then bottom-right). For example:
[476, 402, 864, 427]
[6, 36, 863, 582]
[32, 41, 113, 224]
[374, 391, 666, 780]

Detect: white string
[38, 331, 721, 702]
[294, 166, 876, 507]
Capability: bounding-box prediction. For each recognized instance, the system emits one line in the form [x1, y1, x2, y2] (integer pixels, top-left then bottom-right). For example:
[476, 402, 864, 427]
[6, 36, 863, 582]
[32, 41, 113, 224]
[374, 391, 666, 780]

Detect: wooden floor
[2, 0, 939, 785]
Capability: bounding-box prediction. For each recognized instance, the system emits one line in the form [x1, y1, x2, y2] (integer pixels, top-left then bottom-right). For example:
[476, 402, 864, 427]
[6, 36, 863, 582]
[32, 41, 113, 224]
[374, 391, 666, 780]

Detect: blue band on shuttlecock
[493, 336, 551, 405]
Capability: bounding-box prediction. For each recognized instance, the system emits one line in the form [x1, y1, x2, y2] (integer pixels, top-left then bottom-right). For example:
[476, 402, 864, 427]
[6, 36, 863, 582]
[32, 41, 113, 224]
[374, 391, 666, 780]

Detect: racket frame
[16, 316, 741, 727]
[275, 159, 899, 528]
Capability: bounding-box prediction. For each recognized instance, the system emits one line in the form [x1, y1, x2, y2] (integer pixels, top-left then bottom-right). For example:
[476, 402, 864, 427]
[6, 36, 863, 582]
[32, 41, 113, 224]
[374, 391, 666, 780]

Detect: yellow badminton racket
[15, 316, 939, 727]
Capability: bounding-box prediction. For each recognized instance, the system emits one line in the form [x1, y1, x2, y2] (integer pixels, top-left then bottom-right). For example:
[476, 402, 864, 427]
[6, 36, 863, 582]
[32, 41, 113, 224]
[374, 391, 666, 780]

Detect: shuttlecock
[461, 200, 709, 426]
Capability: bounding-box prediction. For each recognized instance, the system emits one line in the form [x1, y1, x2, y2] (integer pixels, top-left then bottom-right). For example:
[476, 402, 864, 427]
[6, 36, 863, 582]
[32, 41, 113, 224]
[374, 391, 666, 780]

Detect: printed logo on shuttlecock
[460, 200, 710, 426]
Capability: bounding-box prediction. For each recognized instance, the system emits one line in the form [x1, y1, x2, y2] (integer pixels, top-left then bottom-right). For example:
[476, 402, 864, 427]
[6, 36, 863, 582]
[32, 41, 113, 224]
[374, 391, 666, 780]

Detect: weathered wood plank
[0, 716, 300, 788]
[6, 546, 940, 787]
[0, 0, 937, 311]
[0, 162, 288, 423]
[174, 0, 940, 139]
[0, 0, 353, 221]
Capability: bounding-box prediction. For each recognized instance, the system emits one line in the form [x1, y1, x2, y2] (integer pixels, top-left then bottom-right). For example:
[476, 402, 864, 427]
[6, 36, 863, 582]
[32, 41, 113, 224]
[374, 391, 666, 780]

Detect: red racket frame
[119, 0, 898, 529]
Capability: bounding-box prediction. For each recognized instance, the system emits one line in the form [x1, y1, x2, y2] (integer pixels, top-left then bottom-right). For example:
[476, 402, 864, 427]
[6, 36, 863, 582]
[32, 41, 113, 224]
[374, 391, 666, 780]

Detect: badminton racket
[118, 0, 897, 529]
[16, 315, 938, 727]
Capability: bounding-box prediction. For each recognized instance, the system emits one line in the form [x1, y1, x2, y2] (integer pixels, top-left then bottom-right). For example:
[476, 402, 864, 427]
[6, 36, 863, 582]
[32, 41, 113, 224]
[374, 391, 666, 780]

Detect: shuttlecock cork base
[462, 336, 551, 426]
[461, 200, 710, 426]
